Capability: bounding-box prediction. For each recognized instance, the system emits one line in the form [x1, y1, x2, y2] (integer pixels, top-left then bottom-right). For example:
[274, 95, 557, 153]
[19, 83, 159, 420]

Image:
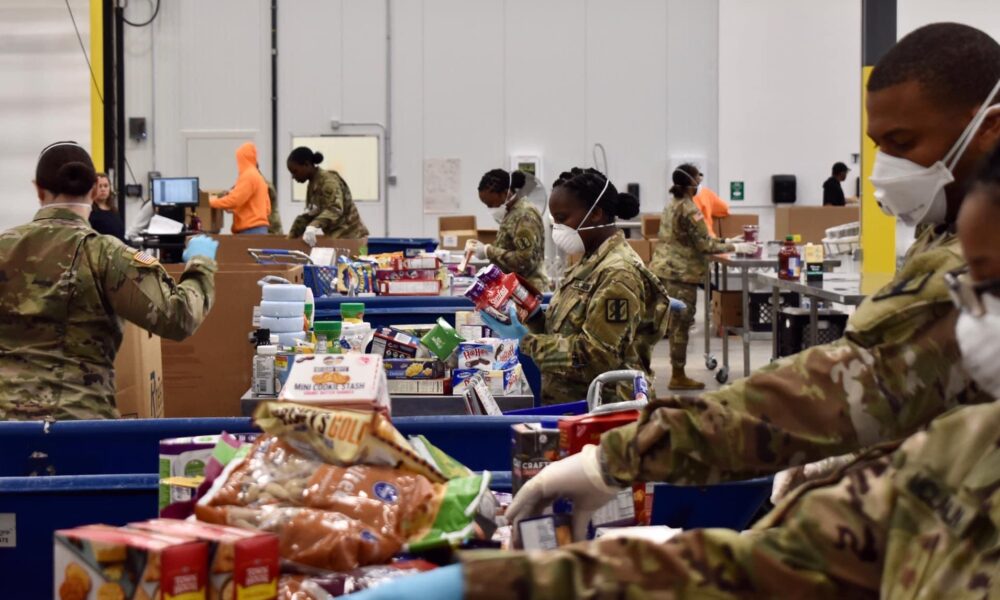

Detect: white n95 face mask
[870, 78, 1000, 227]
[551, 176, 613, 255]
[956, 293, 1000, 399]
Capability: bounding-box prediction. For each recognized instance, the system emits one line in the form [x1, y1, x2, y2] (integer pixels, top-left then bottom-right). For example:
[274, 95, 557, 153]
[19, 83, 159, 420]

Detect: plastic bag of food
[253, 402, 447, 483]
[278, 561, 437, 599]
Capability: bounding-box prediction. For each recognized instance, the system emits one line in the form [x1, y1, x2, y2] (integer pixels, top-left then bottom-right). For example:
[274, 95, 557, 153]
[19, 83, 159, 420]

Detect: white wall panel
[899, 0, 1000, 40]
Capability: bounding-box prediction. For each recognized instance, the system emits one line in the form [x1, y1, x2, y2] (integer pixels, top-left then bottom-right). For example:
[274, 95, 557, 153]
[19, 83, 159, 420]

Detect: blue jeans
[237, 225, 269, 235]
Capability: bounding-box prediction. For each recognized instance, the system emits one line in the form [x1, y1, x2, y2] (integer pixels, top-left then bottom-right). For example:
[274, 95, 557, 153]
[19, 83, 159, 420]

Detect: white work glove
[473, 241, 490, 260]
[506, 444, 622, 542]
[725, 236, 745, 244]
[732, 242, 757, 255]
[302, 225, 323, 247]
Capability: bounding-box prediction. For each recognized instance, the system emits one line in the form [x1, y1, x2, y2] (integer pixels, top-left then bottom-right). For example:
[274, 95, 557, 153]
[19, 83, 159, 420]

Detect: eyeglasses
[945, 268, 1000, 317]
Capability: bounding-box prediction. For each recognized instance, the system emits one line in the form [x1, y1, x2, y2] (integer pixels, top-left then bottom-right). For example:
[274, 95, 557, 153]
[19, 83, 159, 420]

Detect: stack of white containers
[259, 283, 309, 347]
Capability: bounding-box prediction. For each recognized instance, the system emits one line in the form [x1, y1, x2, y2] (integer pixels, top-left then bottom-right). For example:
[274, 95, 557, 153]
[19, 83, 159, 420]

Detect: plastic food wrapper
[159, 432, 254, 517]
[253, 402, 446, 483]
[277, 561, 437, 599]
[196, 435, 492, 571]
[277, 354, 391, 413]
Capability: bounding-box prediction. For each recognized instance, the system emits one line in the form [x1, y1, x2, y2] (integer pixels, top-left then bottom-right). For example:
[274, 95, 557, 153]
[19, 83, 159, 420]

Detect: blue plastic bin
[650, 478, 773, 530]
[365, 237, 439, 256]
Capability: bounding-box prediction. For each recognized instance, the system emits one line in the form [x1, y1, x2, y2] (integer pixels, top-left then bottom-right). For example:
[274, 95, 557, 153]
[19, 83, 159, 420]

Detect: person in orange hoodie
[210, 142, 271, 234]
[692, 170, 730, 237]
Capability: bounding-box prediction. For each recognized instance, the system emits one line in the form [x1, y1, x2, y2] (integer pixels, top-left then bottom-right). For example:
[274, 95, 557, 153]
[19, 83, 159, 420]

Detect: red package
[558, 411, 640, 457]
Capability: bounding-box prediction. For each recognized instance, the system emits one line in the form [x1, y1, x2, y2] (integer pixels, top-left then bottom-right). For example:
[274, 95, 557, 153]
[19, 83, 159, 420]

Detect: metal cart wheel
[705, 355, 718, 371]
[716, 367, 730, 385]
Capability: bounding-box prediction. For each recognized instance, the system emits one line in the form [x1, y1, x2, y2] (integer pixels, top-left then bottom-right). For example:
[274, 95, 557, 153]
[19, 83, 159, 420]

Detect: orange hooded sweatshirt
[210, 142, 271, 233]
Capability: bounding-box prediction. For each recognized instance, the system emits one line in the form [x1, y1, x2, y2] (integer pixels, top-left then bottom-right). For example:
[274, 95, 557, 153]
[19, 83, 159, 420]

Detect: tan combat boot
[669, 367, 706, 391]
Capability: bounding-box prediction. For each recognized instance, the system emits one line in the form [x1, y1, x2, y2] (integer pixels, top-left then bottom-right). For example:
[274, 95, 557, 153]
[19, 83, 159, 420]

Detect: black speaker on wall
[772, 175, 797, 204]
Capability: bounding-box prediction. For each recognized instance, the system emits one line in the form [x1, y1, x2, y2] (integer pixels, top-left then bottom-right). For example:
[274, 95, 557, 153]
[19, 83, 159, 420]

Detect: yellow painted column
[90, 0, 104, 171]
[860, 66, 896, 274]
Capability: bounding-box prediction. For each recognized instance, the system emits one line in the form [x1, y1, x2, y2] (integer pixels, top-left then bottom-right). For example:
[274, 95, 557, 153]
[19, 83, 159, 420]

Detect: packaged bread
[54, 525, 208, 600]
[253, 402, 447, 483]
[130, 519, 279, 600]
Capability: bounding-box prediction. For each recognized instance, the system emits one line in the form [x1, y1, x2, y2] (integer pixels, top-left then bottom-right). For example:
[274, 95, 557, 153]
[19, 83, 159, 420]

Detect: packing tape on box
[260, 315, 306, 333]
[260, 301, 306, 318]
[262, 284, 308, 302]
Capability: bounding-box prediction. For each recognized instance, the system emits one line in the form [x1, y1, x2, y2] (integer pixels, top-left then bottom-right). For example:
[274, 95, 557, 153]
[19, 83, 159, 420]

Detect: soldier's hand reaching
[480, 304, 528, 342]
[182, 234, 218, 262]
[506, 445, 623, 542]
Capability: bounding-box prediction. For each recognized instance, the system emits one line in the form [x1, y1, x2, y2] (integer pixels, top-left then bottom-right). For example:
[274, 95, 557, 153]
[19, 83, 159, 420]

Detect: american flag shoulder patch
[132, 251, 158, 266]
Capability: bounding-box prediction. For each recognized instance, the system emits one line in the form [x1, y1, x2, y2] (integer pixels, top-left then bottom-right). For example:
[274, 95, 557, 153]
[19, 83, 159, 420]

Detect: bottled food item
[253, 344, 278, 397]
[313, 321, 342, 354]
[778, 235, 802, 281]
[341, 302, 365, 324]
[742, 225, 759, 243]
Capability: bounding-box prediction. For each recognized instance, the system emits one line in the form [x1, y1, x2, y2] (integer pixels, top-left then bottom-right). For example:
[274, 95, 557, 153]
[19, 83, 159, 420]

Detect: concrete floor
[649, 290, 776, 398]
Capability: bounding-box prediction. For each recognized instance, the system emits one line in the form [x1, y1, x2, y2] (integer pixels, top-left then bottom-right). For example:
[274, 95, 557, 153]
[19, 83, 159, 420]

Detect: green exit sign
[730, 181, 745, 201]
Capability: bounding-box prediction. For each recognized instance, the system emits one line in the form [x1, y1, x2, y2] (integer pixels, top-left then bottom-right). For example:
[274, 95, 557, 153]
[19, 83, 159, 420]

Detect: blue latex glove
[669, 297, 687, 312]
[182, 234, 219, 262]
[480, 304, 528, 342]
[347, 564, 463, 600]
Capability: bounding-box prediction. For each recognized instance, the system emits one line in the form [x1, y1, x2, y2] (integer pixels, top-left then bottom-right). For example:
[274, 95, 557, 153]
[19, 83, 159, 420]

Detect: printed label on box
[0, 513, 14, 547]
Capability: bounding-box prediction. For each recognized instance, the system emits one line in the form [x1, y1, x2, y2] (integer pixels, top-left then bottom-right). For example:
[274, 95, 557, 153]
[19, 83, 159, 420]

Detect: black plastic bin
[748, 291, 800, 332]
[777, 307, 849, 357]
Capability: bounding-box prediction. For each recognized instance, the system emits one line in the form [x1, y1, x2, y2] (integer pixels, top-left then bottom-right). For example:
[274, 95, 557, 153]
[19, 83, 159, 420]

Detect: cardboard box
[456, 339, 518, 370]
[54, 525, 209, 600]
[378, 279, 442, 296]
[376, 269, 440, 282]
[161, 264, 303, 417]
[387, 378, 451, 395]
[627, 239, 652, 263]
[115, 322, 164, 418]
[558, 411, 640, 457]
[452, 365, 522, 396]
[383, 358, 448, 380]
[641, 213, 661, 240]
[774, 206, 858, 244]
[511, 423, 560, 494]
[715, 214, 760, 239]
[130, 519, 279, 600]
[477, 228, 498, 245]
[212, 235, 368, 265]
[370, 327, 422, 359]
[439, 215, 478, 250]
[711, 290, 744, 334]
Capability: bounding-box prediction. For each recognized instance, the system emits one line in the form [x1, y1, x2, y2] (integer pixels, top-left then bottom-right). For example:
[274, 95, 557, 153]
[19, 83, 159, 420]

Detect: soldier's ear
[33, 181, 44, 204]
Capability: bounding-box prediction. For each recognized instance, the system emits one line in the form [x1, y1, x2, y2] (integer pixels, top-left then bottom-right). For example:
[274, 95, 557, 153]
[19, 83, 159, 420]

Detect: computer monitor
[151, 177, 199, 206]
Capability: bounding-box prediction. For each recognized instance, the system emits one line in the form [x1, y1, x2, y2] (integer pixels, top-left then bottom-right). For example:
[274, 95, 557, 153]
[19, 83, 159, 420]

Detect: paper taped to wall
[423, 158, 461, 214]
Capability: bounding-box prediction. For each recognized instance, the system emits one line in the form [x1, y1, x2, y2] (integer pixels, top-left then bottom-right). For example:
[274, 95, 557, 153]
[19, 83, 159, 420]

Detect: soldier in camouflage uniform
[465, 22, 1000, 587]
[0, 142, 216, 421]
[286, 146, 369, 243]
[649, 164, 752, 390]
[472, 169, 549, 292]
[484, 168, 673, 406]
[459, 153, 1000, 599]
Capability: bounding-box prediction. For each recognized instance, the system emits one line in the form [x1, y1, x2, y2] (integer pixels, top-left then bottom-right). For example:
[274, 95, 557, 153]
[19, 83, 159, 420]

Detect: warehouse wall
[898, 0, 1000, 39]
[122, 0, 718, 237]
[0, 0, 91, 230]
[717, 0, 862, 242]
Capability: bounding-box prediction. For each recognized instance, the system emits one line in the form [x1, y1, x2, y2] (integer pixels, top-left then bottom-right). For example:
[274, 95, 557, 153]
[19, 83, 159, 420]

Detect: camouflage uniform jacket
[485, 198, 549, 292]
[649, 196, 732, 284]
[599, 224, 988, 485]
[305, 170, 369, 239]
[521, 231, 671, 405]
[462, 401, 1000, 598]
[0, 207, 216, 421]
[266, 179, 283, 234]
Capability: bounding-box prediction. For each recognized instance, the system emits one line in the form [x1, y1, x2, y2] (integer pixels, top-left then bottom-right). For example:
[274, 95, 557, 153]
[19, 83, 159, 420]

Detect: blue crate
[365, 237, 439, 256]
[302, 264, 339, 298]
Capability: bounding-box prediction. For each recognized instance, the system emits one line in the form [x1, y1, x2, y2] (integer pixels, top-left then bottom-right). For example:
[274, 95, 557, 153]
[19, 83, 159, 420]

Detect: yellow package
[253, 402, 447, 484]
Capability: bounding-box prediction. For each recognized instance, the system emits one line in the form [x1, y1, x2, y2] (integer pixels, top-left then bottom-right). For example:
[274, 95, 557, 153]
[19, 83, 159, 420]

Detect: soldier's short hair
[869, 23, 1000, 112]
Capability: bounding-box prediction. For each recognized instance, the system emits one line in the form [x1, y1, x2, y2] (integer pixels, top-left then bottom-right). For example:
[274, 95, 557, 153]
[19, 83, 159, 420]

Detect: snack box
[457, 325, 490, 340]
[54, 525, 209, 600]
[388, 256, 441, 270]
[371, 327, 421, 359]
[377, 279, 442, 296]
[517, 514, 572, 551]
[383, 358, 448, 380]
[558, 410, 640, 457]
[452, 364, 522, 396]
[511, 423, 560, 494]
[278, 353, 390, 412]
[130, 519, 280, 600]
[375, 268, 440, 282]
[456, 339, 518, 370]
[387, 378, 452, 396]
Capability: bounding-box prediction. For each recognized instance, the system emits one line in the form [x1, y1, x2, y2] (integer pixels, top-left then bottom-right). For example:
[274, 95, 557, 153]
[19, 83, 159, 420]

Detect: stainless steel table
[240, 390, 535, 417]
[753, 272, 894, 359]
[703, 254, 842, 383]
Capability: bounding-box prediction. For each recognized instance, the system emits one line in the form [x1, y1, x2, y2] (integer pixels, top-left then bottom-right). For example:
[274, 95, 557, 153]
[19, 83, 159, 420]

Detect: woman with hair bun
[482, 167, 674, 406]
[650, 163, 755, 390]
[286, 146, 369, 245]
[472, 168, 549, 291]
[0, 141, 218, 421]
